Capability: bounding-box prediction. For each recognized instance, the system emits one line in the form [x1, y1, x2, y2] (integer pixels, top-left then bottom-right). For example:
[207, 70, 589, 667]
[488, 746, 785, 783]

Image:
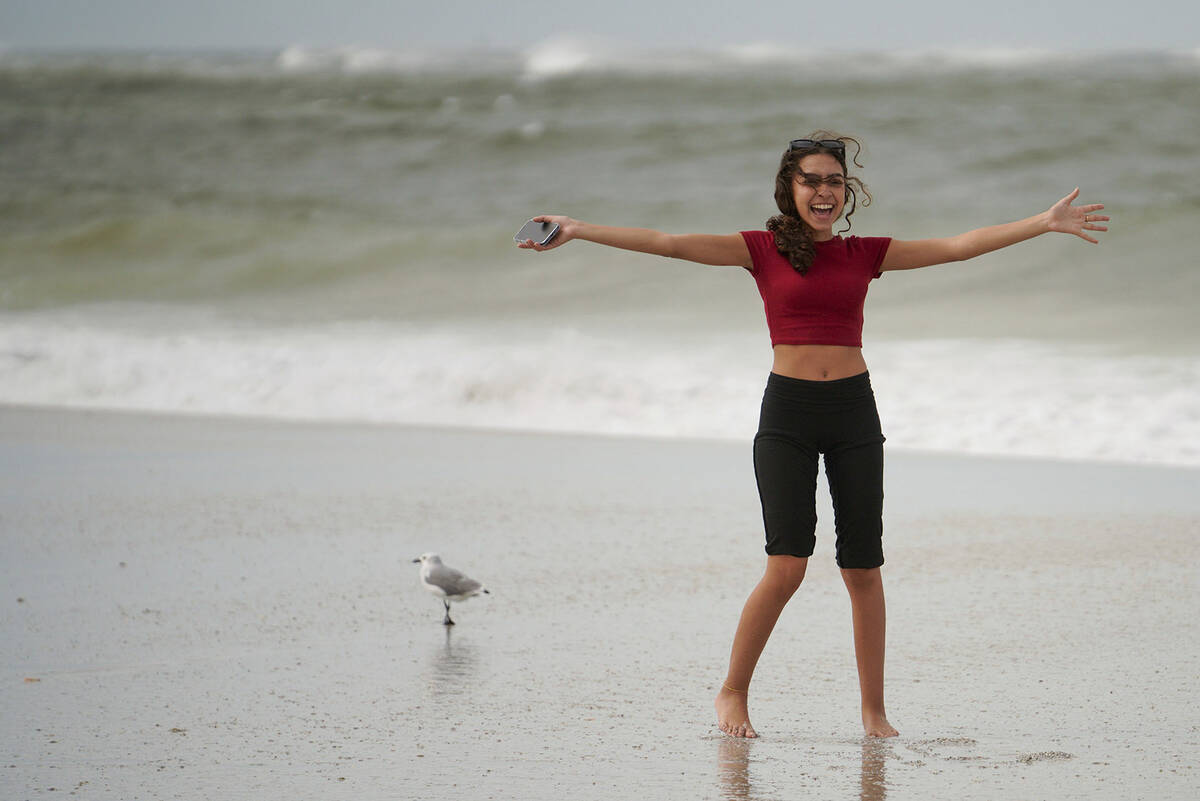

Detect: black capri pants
[753, 371, 885, 569]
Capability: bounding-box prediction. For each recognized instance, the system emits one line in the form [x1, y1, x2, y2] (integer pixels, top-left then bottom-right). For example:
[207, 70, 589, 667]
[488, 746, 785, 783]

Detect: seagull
[412, 553, 489, 625]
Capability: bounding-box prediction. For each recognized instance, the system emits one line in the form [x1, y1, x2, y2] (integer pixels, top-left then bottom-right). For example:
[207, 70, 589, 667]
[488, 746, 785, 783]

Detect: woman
[516, 132, 1108, 739]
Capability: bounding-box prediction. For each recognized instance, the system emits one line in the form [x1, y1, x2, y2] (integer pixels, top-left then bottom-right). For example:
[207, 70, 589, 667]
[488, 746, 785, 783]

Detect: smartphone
[514, 219, 559, 246]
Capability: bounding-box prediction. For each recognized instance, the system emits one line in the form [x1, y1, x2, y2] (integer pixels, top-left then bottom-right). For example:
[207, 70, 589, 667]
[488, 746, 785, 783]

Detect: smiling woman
[515, 127, 1108, 742]
[767, 132, 873, 275]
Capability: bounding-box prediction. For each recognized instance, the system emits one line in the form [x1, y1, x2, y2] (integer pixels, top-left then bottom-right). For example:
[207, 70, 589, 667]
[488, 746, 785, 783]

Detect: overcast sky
[1, 0, 1197, 51]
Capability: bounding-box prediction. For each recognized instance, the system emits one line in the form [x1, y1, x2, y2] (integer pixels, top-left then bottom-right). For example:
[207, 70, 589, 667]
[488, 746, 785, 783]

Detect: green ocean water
[2, 47, 1198, 332]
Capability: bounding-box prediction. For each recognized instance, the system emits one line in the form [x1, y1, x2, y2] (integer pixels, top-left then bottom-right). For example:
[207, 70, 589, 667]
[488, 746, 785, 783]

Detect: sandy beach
[2, 405, 1198, 800]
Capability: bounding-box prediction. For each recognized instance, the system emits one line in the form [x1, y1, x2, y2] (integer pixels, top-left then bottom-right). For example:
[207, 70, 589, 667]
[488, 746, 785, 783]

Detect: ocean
[2, 43, 1199, 466]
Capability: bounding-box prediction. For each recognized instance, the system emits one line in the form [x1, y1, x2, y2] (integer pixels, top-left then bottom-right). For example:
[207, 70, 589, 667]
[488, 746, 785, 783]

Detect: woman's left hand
[1047, 188, 1109, 244]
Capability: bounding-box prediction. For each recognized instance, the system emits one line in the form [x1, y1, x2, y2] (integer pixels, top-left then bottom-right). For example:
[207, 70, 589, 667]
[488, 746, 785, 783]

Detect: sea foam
[2, 312, 1196, 468]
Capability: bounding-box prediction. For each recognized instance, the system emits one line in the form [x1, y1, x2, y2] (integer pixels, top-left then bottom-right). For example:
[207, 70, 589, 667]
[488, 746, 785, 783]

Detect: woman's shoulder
[836, 234, 892, 247]
[835, 234, 893, 260]
[739, 230, 774, 245]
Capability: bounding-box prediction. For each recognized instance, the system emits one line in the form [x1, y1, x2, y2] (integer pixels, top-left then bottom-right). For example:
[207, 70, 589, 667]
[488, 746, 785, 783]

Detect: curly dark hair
[766, 130, 873, 274]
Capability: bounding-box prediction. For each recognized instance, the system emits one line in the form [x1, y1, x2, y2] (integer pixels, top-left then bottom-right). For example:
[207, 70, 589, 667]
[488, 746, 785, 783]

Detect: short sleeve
[739, 230, 777, 275]
[848, 236, 892, 279]
[864, 236, 892, 276]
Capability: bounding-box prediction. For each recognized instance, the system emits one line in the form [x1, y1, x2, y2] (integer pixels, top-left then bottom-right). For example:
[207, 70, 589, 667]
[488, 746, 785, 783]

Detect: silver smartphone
[514, 219, 559, 246]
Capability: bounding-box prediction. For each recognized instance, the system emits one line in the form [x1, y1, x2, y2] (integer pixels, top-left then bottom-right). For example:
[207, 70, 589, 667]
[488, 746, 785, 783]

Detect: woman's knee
[764, 554, 809, 593]
[840, 566, 882, 595]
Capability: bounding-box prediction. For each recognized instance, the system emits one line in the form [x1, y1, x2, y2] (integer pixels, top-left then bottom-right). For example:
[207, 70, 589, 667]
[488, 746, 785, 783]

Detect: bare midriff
[771, 344, 868, 381]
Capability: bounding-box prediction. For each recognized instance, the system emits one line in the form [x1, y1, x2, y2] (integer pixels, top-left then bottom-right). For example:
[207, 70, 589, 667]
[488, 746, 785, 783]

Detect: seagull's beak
[411, 558, 421, 563]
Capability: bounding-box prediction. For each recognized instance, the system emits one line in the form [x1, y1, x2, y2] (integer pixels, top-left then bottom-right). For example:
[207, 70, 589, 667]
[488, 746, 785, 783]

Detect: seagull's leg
[443, 600, 455, 626]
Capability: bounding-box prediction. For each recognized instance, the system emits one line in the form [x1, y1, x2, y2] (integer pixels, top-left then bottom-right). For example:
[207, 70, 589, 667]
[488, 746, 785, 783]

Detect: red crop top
[740, 230, 892, 348]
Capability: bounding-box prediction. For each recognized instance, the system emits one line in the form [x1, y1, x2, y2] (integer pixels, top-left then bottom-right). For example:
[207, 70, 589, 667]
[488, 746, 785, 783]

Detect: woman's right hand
[516, 215, 576, 252]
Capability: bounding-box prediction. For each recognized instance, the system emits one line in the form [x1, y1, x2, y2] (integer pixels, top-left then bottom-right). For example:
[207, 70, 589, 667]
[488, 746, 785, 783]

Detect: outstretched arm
[516, 215, 751, 268]
[880, 188, 1108, 272]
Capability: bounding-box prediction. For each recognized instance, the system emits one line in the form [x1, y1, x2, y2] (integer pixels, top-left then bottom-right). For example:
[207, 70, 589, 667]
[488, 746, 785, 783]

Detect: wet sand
[2, 405, 1198, 800]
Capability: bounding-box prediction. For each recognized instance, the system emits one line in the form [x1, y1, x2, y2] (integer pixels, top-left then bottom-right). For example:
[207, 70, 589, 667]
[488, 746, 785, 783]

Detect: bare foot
[715, 687, 758, 738]
[863, 709, 898, 738]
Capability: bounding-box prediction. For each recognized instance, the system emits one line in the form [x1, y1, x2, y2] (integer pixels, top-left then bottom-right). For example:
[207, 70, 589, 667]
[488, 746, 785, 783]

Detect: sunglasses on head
[789, 138, 845, 153]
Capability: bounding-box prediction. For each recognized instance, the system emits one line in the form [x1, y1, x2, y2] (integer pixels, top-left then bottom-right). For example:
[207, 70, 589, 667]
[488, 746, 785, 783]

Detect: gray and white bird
[412, 553, 489, 625]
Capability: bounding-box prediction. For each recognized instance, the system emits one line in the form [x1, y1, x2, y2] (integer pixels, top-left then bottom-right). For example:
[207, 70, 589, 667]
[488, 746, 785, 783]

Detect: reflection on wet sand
[717, 737, 755, 800]
[715, 736, 891, 800]
[424, 626, 479, 698]
[859, 739, 889, 801]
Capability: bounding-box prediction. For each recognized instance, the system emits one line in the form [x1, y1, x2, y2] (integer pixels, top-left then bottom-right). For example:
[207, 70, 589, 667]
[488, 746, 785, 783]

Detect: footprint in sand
[1016, 750, 1075, 764]
[906, 737, 986, 762]
[906, 738, 1075, 767]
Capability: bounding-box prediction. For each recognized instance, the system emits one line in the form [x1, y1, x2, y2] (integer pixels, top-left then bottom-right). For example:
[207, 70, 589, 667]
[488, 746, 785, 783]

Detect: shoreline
[4, 399, 1199, 474]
